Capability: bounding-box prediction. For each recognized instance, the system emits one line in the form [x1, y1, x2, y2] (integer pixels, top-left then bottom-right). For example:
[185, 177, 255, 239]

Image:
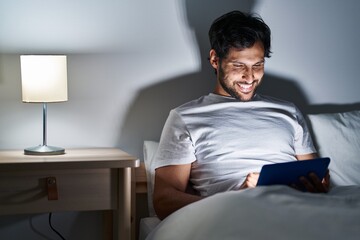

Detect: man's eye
[253, 63, 264, 69]
[234, 64, 245, 68]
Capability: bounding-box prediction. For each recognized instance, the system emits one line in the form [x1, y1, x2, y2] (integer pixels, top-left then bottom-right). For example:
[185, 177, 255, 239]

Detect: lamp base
[24, 145, 65, 155]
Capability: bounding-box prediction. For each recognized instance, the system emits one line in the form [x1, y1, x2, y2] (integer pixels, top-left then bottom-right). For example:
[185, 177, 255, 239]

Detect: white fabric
[141, 109, 360, 239]
[139, 217, 161, 240]
[143, 141, 159, 217]
[146, 185, 360, 240]
[307, 110, 360, 186]
[153, 93, 315, 196]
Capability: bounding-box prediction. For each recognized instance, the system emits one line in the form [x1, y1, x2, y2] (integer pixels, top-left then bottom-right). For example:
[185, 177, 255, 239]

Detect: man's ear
[209, 49, 219, 70]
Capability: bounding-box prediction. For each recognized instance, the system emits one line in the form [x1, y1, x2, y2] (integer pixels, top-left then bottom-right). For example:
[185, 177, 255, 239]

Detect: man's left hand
[299, 170, 330, 193]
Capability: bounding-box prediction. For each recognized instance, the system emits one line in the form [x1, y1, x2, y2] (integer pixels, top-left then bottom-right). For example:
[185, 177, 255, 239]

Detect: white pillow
[307, 110, 360, 186]
[143, 140, 159, 217]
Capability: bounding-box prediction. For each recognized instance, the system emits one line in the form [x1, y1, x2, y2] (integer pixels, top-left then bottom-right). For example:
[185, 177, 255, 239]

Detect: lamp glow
[20, 55, 68, 155]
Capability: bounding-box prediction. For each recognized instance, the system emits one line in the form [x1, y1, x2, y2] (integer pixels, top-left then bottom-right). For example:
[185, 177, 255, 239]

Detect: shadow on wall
[118, 0, 256, 157]
[259, 74, 360, 114]
[118, 0, 360, 158]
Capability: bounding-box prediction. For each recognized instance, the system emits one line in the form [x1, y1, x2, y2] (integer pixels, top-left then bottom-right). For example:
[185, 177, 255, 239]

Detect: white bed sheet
[139, 217, 161, 240]
[146, 185, 360, 240]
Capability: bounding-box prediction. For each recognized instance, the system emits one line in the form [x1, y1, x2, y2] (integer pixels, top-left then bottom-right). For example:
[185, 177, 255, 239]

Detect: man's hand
[299, 170, 330, 193]
[295, 153, 330, 193]
[239, 172, 260, 189]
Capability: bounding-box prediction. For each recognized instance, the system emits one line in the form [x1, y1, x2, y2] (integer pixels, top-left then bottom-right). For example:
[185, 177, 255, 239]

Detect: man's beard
[219, 76, 259, 102]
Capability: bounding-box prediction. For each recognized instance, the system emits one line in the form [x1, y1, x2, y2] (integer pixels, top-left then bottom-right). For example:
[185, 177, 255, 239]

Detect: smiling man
[153, 11, 329, 220]
[211, 41, 265, 101]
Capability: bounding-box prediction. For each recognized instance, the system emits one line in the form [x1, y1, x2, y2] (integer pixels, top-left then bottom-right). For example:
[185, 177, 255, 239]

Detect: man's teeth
[239, 83, 252, 89]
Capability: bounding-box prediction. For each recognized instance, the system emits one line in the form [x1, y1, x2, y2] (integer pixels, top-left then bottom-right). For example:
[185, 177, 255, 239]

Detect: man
[153, 10, 329, 220]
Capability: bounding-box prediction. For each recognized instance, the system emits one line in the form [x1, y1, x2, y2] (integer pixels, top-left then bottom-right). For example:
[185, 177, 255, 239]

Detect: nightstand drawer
[0, 168, 117, 215]
[0, 148, 139, 240]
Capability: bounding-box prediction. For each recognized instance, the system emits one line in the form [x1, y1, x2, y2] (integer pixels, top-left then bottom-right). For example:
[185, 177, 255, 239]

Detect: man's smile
[237, 81, 256, 93]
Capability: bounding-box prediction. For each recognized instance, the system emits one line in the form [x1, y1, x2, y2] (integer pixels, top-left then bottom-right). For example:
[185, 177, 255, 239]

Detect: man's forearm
[153, 187, 203, 220]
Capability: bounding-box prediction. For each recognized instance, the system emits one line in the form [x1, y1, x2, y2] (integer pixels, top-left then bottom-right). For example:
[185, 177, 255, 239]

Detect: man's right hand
[239, 172, 260, 189]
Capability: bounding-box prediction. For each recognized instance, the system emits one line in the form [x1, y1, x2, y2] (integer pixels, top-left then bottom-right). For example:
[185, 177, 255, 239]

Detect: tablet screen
[257, 157, 330, 187]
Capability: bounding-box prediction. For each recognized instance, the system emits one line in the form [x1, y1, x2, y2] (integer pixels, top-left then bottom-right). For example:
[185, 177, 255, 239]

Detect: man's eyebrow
[230, 59, 265, 64]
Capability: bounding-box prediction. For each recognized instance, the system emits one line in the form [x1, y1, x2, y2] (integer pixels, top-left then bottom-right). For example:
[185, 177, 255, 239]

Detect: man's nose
[242, 67, 254, 82]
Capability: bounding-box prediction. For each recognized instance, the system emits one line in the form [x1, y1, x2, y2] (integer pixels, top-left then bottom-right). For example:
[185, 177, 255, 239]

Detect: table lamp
[20, 55, 68, 155]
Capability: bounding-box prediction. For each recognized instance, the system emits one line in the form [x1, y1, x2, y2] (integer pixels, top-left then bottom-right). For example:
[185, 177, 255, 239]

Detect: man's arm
[153, 163, 203, 220]
[296, 153, 318, 160]
[296, 153, 330, 192]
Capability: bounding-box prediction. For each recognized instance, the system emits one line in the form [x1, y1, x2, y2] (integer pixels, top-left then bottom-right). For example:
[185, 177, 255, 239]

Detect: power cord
[48, 213, 66, 240]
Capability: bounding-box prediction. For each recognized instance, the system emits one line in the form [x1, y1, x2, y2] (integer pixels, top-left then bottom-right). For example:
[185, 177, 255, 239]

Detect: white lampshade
[20, 55, 68, 103]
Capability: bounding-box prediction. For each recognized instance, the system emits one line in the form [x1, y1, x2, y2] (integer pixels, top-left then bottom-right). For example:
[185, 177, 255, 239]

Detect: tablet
[257, 157, 330, 187]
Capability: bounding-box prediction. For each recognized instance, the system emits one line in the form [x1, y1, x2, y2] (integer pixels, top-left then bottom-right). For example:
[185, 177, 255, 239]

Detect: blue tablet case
[257, 157, 330, 187]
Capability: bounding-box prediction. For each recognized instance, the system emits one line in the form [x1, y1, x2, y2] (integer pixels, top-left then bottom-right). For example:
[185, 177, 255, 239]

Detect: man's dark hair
[209, 10, 272, 59]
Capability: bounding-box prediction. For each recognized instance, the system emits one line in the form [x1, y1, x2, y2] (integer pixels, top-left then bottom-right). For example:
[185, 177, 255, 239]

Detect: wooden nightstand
[0, 148, 139, 240]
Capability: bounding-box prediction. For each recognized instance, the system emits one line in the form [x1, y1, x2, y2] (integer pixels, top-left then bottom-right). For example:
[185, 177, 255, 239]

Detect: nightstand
[0, 148, 139, 240]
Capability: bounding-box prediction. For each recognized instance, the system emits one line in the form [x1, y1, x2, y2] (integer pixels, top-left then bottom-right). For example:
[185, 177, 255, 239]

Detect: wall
[0, 0, 360, 239]
[255, 0, 360, 112]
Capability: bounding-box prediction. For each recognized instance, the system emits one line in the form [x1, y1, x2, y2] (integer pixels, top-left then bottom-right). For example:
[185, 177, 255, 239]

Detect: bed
[138, 110, 360, 240]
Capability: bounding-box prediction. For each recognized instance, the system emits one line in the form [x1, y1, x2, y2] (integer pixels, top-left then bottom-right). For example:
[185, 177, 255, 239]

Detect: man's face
[210, 41, 265, 101]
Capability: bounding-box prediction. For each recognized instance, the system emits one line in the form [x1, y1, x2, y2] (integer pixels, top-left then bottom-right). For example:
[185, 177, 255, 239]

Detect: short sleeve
[152, 110, 196, 170]
[293, 106, 317, 155]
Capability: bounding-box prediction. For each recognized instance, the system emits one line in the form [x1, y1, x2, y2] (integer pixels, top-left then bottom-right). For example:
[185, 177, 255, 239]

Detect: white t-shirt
[153, 93, 316, 196]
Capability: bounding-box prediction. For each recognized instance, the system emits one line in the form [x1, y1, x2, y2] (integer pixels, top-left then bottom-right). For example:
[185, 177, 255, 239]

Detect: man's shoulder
[256, 94, 296, 108]
[173, 94, 214, 113]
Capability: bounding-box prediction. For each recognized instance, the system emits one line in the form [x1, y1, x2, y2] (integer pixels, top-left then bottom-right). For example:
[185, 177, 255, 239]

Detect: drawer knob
[46, 177, 59, 200]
